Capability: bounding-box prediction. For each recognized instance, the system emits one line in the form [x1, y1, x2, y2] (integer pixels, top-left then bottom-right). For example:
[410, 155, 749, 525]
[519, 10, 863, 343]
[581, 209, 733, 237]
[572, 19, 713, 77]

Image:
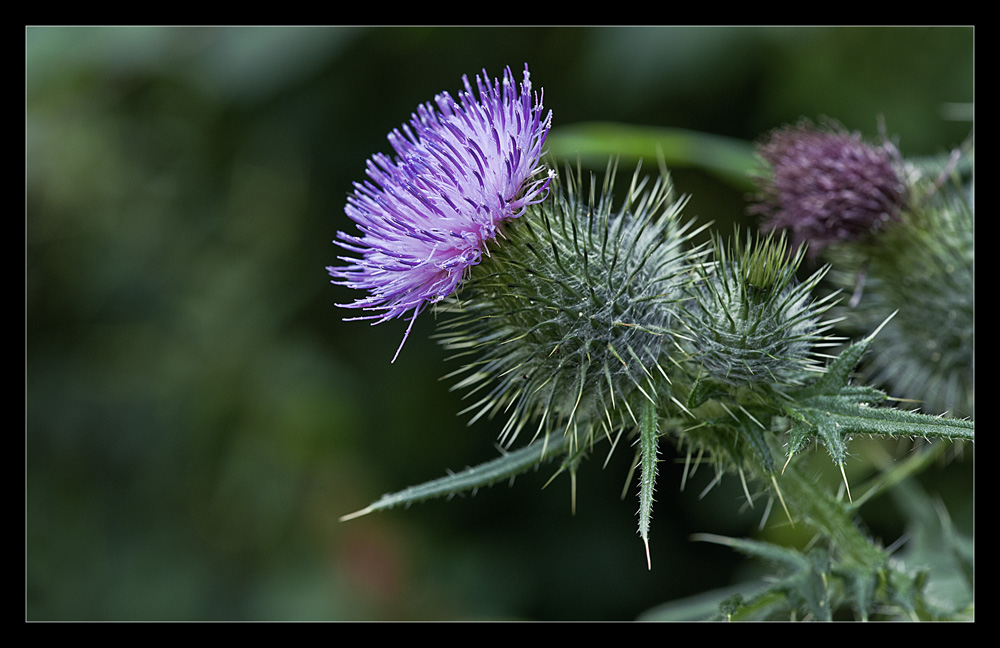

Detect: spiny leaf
[693, 533, 811, 572]
[798, 313, 895, 399]
[796, 394, 974, 442]
[785, 312, 973, 468]
[638, 397, 660, 569]
[340, 433, 570, 521]
[691, 534, 832, 620]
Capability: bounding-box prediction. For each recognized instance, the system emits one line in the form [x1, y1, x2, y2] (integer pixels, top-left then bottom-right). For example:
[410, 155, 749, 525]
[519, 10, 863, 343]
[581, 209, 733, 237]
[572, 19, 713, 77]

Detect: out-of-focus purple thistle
[328, 64, 554, 361]
[749, 122, 907, 254]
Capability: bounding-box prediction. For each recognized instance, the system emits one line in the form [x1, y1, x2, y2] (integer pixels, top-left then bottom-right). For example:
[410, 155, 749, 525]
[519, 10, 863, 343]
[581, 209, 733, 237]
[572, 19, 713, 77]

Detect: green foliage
[783, 318, 973, 469]
[340, 432, 572, 521]
[545, 123, 758, 191]
[664, 444, 974, 621]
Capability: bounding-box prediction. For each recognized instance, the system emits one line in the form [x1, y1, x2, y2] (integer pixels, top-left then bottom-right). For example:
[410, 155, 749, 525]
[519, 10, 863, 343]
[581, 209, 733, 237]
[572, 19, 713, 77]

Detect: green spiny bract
[678, 230, 841, 395]
[437, 164, 703, 453]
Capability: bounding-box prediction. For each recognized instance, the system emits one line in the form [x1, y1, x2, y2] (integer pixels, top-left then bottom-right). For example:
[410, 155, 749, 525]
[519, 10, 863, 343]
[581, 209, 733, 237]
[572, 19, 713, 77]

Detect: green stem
[777, 462, 887, 570]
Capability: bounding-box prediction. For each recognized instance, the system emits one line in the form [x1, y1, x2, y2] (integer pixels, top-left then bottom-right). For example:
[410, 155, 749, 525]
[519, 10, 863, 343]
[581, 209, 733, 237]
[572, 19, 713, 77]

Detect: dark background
[26, 26, 973, 620]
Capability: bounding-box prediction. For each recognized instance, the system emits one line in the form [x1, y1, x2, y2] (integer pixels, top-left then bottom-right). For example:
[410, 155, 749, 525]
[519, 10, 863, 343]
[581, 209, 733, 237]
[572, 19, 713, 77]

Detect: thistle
[328, 64, 554, 361]
[339, 158, 972, 573]
[749, 120, 974, 417]
[438, 164, 704, 566]
[666, 230, 843, 503]
[439, 163, 702, 452]
[333, 69, 973, 607]
[678, 230, 839, 393]
[749, 120, 907, 254]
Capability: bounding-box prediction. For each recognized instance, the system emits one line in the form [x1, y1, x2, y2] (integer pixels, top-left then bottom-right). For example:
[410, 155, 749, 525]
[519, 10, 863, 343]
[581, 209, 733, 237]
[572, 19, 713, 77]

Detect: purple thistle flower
[750, 122, 907, 253]
[328, 64, 554, 362]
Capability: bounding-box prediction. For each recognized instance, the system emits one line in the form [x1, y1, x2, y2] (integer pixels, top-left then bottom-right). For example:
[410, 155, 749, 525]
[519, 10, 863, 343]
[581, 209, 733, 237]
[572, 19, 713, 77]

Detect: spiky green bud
[438, 163, 704, 450]
[678, 230, 840, 392]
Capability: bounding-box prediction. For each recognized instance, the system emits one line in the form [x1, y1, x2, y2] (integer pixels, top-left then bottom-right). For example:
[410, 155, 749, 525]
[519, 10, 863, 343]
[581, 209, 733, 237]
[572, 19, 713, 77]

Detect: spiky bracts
[436, 164, 704, 566]
[438, 164, 702, 452]
[655, 232, 841, 504]
[825, 157, 975, 417]
[678, 231, 840, 393]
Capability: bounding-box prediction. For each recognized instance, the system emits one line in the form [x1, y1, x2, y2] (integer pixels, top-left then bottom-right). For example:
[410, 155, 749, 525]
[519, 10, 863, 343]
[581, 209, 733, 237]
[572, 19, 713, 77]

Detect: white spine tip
[339, 506, 374, 522]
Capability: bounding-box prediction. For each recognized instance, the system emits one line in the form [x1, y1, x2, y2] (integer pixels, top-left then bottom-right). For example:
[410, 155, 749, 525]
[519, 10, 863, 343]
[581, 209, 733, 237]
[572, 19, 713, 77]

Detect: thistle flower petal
[328, 64, 554, 361]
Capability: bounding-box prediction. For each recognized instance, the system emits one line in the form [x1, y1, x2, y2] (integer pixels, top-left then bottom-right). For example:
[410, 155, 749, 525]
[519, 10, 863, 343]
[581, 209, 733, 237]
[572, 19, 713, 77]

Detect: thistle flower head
[438, 163, 702, 449]
[679, 230, 839, 390]
[328, 64, 554, 361]
[750, 121, 907, 253]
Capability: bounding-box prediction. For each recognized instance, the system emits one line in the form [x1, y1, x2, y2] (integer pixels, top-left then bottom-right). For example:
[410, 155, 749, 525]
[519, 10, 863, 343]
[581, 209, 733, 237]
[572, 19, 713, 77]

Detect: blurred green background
[26, 26, 973, 620]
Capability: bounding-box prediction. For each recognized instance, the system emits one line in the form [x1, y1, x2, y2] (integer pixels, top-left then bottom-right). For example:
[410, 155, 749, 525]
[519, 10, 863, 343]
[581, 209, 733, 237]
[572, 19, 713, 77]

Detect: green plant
[331, 67, 973, 620]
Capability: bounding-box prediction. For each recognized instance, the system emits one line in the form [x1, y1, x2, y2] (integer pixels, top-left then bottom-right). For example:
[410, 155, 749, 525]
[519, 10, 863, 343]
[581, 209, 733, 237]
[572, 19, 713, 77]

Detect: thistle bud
[750, 122, 907, 254]
[438, 164, 703, 449]
[678, 231, 839, 391]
